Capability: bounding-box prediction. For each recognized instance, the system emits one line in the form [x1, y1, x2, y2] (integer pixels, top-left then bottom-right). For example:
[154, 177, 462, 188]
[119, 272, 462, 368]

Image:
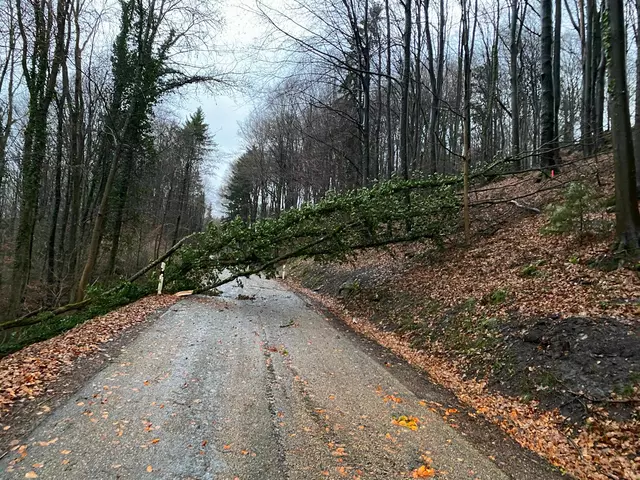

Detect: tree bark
[9, 0, 70, 316]
[608, 0, 640, 252]
[635, 0, 640, 193]
[385, 0, 393, 178]
[462, 0, 471, 243]
[540, 0, 556, 169]
[553, 0, 561, 147]
[75, 142, 121, 300]
[46, 98, 65, 288]
[400, 0, 412, 181]
[66, 0, 85, 300]
[510, 0, 520, 163]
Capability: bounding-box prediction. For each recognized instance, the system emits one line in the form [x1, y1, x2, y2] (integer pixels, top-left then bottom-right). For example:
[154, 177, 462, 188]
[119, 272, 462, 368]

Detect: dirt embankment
[286, 158, 640, 480]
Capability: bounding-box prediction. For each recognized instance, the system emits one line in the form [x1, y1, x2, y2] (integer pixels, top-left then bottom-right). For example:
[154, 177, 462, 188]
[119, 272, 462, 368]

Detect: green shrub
[520, 259, 546, 277]
[483, 288, 508, 305]
[542, 181, 609, 236]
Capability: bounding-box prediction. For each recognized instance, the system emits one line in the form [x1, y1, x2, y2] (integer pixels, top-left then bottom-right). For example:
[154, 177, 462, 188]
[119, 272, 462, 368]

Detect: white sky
[178, 0, 267, 215]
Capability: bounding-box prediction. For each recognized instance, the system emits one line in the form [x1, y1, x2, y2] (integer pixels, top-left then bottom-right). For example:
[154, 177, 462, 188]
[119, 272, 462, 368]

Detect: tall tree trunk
[362, 0, 370, 184]
[75, 144, 121, 300]
[482, 21, 499, 163]
[510, 0, 520, 164]
[583, 0, 594, 155]
[385, 0, 393, 178]
[46, 99, 65, 288]
[553, 0, 561, 147]
[592, 4, 605, 146]
[172, 160, 192, 246]
[634, 0, 640, 193]
[461, 0, 471, 243]
[0, 12, 15, 213]
[107, 150, 135, 276]
[451, 22, 464, 167]
[608, 0, 640, 251]
[412, 0, 422, 172]
[66, 0, 85, 300]
[9, 0, 69, 316]
[540, 0, 556, 169]
[400, 0, 412, 181]
[424, 0, 442, 173]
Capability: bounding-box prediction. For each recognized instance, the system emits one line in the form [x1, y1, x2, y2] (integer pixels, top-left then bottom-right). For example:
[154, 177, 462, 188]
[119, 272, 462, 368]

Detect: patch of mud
[500, 316, 640, 422]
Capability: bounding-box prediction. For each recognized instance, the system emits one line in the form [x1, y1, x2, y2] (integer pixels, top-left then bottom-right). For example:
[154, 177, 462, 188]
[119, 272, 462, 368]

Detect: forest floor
[286, 155, 640, 480]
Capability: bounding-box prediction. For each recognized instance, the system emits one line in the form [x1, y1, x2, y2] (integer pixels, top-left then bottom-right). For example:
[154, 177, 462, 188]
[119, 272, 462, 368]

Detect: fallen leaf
[411, 465, 436, 478]
[25, 472, 38, 478]
[392, 415, 419, 431]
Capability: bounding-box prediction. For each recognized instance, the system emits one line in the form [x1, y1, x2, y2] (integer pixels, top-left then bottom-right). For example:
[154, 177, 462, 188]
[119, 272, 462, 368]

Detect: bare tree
[9, 0, 70, 316]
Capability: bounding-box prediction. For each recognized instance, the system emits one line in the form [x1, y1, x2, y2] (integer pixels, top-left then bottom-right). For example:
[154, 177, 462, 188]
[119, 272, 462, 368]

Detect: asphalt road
[0, 277, 562, 479]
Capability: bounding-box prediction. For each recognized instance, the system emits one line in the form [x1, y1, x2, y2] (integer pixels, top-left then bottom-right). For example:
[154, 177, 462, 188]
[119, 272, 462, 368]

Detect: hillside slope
[287, 156, 640, 480]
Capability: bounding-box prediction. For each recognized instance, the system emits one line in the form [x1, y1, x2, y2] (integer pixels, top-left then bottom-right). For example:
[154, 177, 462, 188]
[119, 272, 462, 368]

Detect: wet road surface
[0, 277, 562, 479]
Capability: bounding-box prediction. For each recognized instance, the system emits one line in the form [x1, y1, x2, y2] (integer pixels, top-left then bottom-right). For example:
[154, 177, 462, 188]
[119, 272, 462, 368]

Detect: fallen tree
[1, 155, 565, 334]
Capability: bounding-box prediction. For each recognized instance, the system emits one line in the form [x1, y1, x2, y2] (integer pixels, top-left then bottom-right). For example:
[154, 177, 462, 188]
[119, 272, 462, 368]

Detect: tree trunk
[553, 0, 561, 147]
[9, 0, 69, 316]
[66, 1, 85, 300]
[172, 160, 192, 246]
[424, 0, 444, 173]
[510, 0, 520, 164]
[75, 144, 121, 301]
[385, 0, 393, 178]
[583, 0, 594, 155]
[462, 0, 471, 243]
[9, 108, 43, 315]
[540, 0, 556, 169]
[399, 0, 411, 181]
[608, 0, 640, 252]
[635, 0, 640, 193]
[46, 99, 65, 288]
[107, 149, 135, 275]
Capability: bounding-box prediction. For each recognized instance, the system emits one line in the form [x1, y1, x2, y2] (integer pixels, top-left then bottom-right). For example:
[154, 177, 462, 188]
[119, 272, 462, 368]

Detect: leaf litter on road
[296, 285, 639, 480]
[0, 295, 177, 417]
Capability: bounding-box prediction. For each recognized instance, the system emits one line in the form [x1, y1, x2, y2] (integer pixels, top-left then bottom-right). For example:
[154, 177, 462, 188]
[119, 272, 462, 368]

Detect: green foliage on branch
[164, 176, 462, 293]
[542, 181, 610, 236]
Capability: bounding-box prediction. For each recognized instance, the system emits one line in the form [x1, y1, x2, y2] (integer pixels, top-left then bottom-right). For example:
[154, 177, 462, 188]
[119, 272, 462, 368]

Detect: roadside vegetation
[286, 154, 640, 480]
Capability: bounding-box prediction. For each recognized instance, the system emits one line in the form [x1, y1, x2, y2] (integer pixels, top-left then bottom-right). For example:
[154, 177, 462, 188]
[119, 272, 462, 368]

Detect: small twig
[565, 434, 583, 458]
[280, 320, 295, 328]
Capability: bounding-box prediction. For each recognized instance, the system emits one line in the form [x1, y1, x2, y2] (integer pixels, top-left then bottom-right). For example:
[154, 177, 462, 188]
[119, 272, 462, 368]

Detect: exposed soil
[502, 315, 640, 420]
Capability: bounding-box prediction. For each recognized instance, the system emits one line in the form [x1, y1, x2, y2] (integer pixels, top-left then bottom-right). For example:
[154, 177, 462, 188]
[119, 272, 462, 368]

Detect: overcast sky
[178, 0, 266, 216]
